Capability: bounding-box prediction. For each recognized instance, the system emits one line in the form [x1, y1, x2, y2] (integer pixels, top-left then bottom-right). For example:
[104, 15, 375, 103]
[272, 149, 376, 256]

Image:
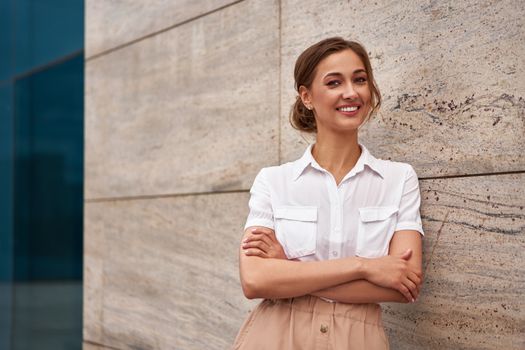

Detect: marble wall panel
[83, 204, 105, 344]
[383, 173, 525, 349]
[84, 192, 257, 349]
[84, 1, 524, 349]
[280, 0, 525, 176]
[85, 0, 240, 57]
[85, 0, 279, 199]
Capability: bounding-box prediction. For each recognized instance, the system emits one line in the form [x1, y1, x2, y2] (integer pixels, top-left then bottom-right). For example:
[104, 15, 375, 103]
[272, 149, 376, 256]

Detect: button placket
[326, 173, 341, 259]
[330, 183, 345, 258]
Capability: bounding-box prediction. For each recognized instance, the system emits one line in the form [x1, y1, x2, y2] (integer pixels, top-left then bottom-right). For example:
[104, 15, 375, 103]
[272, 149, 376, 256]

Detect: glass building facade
[0, 1, 84, 349]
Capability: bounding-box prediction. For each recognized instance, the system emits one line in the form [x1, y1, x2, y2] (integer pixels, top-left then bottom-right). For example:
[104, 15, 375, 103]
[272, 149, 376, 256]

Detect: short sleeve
[395, 165, 425, 236]
[244, 168, 274, 230]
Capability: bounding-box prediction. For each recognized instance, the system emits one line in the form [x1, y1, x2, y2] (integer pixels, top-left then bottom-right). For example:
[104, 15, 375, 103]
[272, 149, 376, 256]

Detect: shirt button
[332, 251, 338, 257]
[320, 324, 328, 333]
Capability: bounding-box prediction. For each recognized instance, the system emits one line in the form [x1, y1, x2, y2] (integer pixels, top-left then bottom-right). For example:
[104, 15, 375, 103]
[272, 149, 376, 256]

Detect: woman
[233, 37, 424, 350]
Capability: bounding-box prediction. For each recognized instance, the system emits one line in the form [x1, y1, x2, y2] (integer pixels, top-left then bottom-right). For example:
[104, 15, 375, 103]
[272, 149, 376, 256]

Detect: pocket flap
[359, 206, 399, 222]
[274, 206, 317, 222]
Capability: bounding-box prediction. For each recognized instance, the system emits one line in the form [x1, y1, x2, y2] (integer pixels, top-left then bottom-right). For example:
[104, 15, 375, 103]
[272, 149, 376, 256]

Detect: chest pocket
[274, 206, 318, 259]
[356, 206, 399, 258]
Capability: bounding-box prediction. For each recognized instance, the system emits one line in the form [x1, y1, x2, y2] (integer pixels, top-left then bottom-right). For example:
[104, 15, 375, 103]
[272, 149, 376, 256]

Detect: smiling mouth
[336, 106, 360, 112]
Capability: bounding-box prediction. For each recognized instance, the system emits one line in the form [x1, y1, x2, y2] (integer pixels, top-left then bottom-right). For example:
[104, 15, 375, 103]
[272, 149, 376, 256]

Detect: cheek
[359, 86, 371, 98]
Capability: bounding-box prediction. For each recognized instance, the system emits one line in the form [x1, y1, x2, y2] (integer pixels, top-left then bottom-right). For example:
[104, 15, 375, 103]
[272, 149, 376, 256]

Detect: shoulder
[256, 160, 296, 181]
[372, 157, 418, 181]
[252, 151, 308, 191]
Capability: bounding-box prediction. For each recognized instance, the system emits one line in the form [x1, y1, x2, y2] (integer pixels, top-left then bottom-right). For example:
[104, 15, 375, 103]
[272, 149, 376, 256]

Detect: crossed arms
[239, 226, 423, 304]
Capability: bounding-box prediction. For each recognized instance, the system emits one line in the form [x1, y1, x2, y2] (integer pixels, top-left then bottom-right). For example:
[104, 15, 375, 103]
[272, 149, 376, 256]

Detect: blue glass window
[13, 0, 84, 75]
[0, 84, 13, 281]
[0, 83, 14, 350]
[1, 1, 84, 348]
[14, 54, 84, 281]
[10, 53, 84, 349]
[0, 1, 14, 81]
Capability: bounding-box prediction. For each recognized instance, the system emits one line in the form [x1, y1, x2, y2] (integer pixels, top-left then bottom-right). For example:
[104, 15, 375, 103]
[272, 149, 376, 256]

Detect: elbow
[240, 273, 267, 299]
[239, 256, 279, 299]
[242, 287, 259, 300]
[241, 280, 259, 299]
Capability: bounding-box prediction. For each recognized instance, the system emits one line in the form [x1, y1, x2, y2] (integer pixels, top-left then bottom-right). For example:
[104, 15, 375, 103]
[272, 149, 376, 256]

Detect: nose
[342, 82, 358, 100]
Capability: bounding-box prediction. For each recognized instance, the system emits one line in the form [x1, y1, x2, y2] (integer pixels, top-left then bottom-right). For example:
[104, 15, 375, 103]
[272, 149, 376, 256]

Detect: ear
[298, 85, 312, 110]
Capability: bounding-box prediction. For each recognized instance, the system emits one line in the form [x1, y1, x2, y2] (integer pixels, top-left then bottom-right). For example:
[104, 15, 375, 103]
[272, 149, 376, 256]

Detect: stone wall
[84, 1, 524, 349]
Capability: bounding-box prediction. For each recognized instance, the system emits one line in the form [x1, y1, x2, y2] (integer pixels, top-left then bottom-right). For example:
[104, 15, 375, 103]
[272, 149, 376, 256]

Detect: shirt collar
[292, 142, 385, 181]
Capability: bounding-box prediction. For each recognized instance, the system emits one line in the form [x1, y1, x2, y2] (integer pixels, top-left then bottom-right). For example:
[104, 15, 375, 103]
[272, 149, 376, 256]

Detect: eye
[326, 80, 341, 87]
[354, 76, 368, 84]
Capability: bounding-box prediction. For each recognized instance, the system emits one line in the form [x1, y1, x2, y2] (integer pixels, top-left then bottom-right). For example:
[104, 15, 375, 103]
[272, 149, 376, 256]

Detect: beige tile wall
[85, 0, 279, 199]
[280, 0, 525, 175]
[84, 193, 256, 349]
[85, 0, 241, 58]
[384, 173, 524, 349]
[85, 0, 524, 349]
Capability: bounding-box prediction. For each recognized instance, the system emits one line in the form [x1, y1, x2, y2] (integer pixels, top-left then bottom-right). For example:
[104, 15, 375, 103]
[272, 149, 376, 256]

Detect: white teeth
[338, 106, 358, 112]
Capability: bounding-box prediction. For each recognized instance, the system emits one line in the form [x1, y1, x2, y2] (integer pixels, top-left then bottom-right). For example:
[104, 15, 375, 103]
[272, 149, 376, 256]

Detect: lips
[336, 104, 361, 115]
[337, 106, 359, 112]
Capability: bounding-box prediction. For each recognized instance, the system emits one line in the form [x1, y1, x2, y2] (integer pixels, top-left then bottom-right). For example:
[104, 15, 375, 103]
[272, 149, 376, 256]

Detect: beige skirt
[232, 295, 389, 350]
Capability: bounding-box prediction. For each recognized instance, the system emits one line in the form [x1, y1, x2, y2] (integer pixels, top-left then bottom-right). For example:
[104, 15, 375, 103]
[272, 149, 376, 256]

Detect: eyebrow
[323, 69, 367, 79]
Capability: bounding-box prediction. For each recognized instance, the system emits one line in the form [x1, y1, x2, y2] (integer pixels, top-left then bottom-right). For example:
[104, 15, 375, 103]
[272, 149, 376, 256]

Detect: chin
[328, 124, 361, 134]
[336, 117, 366, 129]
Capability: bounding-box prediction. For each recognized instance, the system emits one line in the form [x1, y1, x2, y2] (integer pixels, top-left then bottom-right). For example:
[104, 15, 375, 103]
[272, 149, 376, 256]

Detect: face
[299, 49, 371, 134]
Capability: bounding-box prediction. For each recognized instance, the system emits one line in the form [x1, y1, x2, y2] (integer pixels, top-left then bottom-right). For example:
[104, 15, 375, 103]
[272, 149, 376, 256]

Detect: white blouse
[244, 142, 424, 261]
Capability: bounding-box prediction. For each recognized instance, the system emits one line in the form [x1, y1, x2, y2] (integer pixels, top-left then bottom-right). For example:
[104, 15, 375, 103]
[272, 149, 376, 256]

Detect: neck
[311, 130, 361, 175]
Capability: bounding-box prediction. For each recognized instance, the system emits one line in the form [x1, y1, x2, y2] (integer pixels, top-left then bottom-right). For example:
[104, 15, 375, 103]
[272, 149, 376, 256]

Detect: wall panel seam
[2, 50, 83, 84]
[83, 170, 525, 203]
[419, 170, 524, 180]
[278, 0, 282, 165]
[85, 0, 246, 62]
[85, 189, 250, 203]
[83, 340, 122, 350]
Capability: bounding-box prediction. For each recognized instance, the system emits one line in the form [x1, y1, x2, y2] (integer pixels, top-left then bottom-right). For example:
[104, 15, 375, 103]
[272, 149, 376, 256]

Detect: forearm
[311, 280, 408, 304]
[240, 253, 366, 299]
[239, 228, 423, 301]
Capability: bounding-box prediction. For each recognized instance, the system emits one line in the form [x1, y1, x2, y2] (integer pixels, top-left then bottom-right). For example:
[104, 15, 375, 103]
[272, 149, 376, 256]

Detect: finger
[242, 240, 269, 254]
[408, 271, 421, 287]
[243, 230, 259, 242]
[244, 232, 270, 244]
[250, 227, 275, 236]
[257, 234, 275, 248]
[247, 231, 280, 249]
[250, 229, 279, 244]
[398, 284, 413, 303]
[243, 239, 269, 251]
[262, 229, 278, 242]
[403, 278, 418, 301]
[243, 248, 267, 257]
[243, 233, 267, 244]
[243, 230, 274, 244]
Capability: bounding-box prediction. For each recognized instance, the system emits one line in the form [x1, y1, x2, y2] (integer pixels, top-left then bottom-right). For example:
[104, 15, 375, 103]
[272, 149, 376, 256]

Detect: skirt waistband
[264, 295, 383, 326]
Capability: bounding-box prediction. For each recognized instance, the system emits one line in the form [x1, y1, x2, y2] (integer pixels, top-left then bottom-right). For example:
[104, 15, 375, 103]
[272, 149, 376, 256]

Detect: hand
[362, 249, 422, 302]
[242, 227, 287, 259]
